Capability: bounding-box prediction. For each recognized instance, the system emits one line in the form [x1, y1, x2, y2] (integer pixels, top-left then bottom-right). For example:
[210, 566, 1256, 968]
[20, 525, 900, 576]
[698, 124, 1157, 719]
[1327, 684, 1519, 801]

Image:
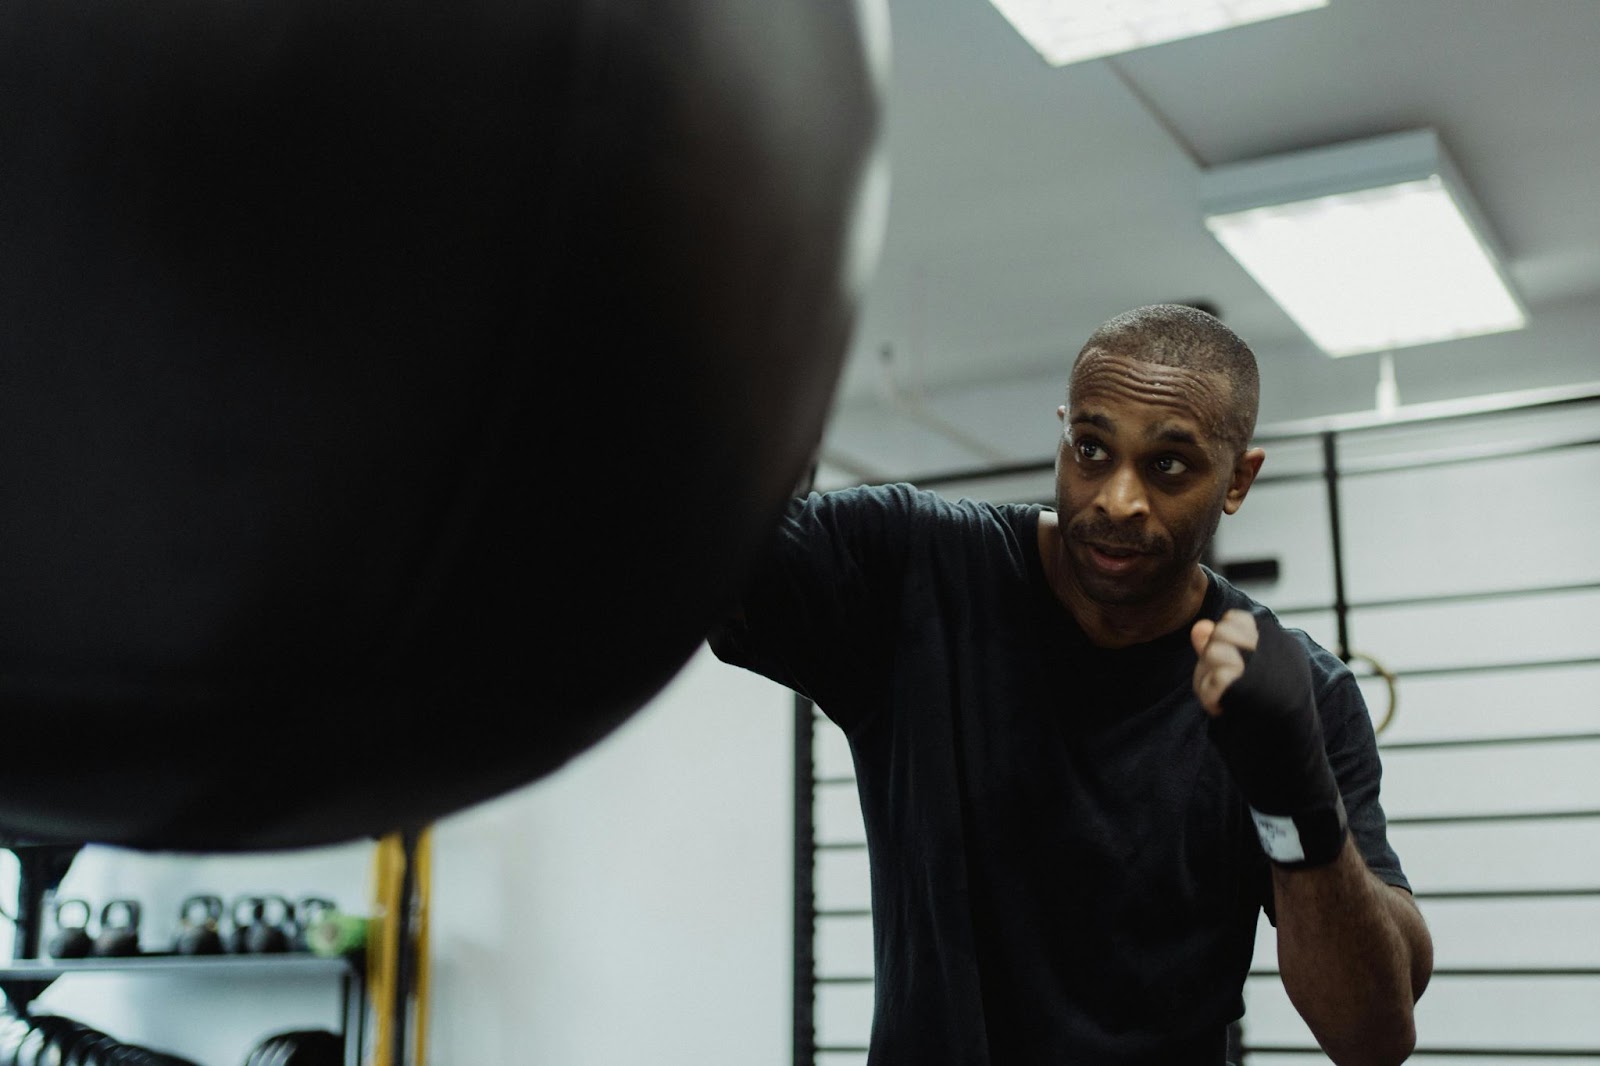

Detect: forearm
[1272, 837, 1433, 1066]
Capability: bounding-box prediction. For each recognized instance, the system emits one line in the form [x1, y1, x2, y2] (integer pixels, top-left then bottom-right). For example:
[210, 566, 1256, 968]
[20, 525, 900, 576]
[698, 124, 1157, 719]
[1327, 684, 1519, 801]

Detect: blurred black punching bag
[0, 0, 890, 850]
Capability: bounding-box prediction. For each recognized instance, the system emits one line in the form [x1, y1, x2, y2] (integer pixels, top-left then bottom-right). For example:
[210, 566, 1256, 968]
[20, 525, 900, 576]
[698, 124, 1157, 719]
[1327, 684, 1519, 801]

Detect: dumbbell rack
[0, 838, 367, 1066]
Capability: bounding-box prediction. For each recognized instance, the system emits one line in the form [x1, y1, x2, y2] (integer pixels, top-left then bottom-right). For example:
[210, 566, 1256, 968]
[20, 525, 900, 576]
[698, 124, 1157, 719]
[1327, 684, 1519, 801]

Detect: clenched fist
[1191, 608, 1348, 867]
[1190, 608, 1258, 716]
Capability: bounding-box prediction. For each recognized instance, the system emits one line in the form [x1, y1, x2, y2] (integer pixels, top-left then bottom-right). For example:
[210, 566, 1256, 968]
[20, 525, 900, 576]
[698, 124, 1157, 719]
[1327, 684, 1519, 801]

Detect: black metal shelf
[0, 954, 355, 981]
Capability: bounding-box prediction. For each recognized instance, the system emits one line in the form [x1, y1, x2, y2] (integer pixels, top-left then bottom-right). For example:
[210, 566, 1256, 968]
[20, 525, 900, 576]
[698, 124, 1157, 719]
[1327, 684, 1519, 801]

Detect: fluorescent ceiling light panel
[1200, 129, 1527, 357]
[987, 0, 1327, 67]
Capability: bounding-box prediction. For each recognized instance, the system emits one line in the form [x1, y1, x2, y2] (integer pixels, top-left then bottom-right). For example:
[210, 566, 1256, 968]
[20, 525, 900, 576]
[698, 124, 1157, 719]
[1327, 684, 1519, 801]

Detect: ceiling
[815, 0, 1600, 490]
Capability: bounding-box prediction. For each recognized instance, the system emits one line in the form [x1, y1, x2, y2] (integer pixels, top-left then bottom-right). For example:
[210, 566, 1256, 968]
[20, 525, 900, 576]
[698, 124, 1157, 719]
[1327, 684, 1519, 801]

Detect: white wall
[424, 645, 795, 1066]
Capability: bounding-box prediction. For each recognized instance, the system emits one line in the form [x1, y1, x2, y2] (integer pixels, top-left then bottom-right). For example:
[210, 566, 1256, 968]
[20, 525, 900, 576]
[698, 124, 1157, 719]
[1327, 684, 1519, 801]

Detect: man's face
[1053, 350, 1251, 608]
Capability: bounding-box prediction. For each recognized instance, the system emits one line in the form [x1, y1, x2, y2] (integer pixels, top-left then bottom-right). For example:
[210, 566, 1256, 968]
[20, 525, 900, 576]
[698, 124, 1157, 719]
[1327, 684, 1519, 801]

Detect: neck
[1037, 512, 1210, 649]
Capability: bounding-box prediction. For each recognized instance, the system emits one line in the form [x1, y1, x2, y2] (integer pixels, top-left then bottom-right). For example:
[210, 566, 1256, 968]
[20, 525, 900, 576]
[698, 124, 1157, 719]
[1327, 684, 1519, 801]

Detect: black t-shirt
[709, 483, 1409, 1065]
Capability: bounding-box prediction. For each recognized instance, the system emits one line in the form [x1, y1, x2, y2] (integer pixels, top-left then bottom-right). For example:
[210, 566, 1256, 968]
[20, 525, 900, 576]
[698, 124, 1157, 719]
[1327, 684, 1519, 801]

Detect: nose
[1096, 463, 1150, 521]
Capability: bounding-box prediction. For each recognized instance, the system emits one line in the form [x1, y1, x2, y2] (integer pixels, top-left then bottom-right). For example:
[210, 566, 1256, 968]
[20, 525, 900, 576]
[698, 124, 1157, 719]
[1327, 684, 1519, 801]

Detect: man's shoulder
[813, 482, 1038, 529]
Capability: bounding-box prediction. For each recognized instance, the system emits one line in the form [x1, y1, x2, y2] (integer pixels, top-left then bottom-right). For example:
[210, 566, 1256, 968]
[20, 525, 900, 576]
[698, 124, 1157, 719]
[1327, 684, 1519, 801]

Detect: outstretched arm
[1193, 610, 1433, 1065]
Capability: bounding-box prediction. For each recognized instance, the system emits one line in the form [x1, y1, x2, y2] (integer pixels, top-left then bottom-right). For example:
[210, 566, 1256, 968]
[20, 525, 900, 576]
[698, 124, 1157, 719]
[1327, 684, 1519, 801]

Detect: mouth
[1083, 541, 1150, 574]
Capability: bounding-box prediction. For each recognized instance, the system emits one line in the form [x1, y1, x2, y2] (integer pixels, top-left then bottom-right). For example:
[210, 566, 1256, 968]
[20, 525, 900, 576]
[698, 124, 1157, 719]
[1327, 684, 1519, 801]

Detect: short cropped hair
[1070, 304, 1260, 450]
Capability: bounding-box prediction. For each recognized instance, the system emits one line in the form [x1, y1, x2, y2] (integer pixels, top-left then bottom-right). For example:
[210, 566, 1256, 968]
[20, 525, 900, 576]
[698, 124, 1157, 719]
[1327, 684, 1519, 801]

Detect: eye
[1152, 456, 1190, 476]
[1076, 439, 1108, 462]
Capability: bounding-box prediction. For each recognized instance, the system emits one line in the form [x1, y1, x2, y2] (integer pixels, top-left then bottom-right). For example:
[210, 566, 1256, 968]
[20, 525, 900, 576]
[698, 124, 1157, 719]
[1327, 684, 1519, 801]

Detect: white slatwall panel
[1252, 898, 1600, 971]
[1212, 479, 1337, 610]
[816, 982, 874, 1048]
[1244, 974, 1600, 1052]
[1335, 402, 1600, 474]
[1385, 820, 1600, 894]
[1349, 587, 1600, 673]
[815, 847, 871, 913]
[1365, 663, 1600, 743]
[1340, 448, 1600, 604]
[817, 913, 873, 976]
[1378, 740, 1600, 817]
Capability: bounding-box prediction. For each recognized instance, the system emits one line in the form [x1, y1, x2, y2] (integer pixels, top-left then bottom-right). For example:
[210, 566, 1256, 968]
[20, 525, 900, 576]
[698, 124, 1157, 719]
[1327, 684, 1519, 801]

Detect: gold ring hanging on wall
[1345, 652, 1398, 736]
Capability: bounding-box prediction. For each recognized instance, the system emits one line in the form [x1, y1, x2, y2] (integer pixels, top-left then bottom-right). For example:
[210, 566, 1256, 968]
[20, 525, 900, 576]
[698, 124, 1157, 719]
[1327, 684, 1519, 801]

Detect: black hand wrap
[1208, 611, 1348, 868]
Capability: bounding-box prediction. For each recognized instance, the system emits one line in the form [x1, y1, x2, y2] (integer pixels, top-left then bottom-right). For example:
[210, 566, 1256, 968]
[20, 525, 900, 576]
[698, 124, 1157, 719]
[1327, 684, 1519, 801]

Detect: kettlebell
[47, 898, 93, 959]
[249, 895, 292, 954]
[229, 895, 290, 954]
[174, 894, 226, 956]
[227, 895, 264, 954]
[91, 899, 142, 957]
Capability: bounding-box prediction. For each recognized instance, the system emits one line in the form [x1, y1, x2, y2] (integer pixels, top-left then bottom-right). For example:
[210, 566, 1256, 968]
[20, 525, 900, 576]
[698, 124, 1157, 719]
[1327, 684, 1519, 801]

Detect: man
[710, 304, 1433, 1064]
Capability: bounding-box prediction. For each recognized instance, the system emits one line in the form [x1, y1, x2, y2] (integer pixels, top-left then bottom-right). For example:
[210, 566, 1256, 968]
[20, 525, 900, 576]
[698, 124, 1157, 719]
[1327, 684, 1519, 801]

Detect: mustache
[1068, 518, 1169, 555]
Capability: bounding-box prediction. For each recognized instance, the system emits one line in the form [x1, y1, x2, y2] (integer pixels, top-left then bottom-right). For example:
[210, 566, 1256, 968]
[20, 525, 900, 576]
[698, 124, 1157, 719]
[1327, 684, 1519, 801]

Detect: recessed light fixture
[986, 0, 1328, 67]
[1200, 129, 1527, 357]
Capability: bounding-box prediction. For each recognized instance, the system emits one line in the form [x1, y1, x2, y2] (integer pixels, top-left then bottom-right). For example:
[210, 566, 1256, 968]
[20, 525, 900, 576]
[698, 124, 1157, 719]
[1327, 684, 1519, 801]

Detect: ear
[1222, 447, 1265, 515]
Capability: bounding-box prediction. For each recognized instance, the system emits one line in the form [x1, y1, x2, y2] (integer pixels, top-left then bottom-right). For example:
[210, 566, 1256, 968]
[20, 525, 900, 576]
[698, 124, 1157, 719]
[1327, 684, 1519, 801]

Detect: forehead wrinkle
[1072, 354, 1231, 447]
[1069, 408, 1203, 447]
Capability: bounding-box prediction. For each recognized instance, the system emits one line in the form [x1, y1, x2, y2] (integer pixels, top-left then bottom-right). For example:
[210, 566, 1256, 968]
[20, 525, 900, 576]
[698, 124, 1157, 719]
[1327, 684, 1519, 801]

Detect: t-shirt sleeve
[706, 482, 917, 727]
[1258, 638, 1411, 924]
[1305, 639, 1411, 892]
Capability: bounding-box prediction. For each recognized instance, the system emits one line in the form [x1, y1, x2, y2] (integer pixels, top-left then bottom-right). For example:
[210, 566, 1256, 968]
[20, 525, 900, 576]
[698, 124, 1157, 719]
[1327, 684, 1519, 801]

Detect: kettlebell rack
[0, 838, 367, 1066]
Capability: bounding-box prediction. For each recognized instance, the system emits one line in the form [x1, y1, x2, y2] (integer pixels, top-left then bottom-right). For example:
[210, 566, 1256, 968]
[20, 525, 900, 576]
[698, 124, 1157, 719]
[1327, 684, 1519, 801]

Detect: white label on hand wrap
[1250, 809, 1306, 864]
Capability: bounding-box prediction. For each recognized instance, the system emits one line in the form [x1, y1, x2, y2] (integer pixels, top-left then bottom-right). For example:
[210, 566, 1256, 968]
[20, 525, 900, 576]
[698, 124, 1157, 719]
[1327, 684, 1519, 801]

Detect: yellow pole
[411, 827, 433, 1063]
[368, 827, 433, 1066]
[367, 833, 403, 1066]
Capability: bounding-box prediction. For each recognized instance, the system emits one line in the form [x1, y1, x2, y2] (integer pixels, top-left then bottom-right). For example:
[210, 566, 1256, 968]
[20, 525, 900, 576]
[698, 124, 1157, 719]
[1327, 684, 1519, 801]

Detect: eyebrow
[1071, 410, 1201, 447]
